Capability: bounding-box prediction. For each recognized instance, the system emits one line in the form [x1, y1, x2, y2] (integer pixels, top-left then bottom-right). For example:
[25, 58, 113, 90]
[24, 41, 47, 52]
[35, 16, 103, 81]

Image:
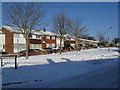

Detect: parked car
[118, 48, 120, 53]
[52, 47, 60, 50]
[44, 47, 60, 53]
[19, 49, 40, 56]
[93, 45, 98, 48]
[0, 51, 9, 55]
[44, 47, 54, 54]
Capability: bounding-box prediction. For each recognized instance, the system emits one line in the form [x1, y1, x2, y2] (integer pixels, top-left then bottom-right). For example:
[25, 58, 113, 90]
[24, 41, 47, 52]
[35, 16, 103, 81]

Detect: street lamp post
[107, 27, 112, 52]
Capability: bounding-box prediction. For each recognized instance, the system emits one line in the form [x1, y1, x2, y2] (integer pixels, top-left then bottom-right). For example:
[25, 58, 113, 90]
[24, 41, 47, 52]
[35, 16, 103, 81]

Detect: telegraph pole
[107, 27, 112, 52]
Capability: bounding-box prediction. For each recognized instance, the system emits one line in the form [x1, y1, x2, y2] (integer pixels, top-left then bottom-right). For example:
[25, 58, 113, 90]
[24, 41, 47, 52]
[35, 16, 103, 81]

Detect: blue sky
[0, 2, 2, 28]
[2, 2, 118, 41]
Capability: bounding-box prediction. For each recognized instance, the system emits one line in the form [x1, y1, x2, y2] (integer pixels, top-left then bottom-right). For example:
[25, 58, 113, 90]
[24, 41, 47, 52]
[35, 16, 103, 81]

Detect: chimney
[44, 28, 46, 32]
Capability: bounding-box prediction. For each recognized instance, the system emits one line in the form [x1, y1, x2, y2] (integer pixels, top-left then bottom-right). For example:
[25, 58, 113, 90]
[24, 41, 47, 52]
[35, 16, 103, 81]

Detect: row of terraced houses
[0, 26, 99, 54]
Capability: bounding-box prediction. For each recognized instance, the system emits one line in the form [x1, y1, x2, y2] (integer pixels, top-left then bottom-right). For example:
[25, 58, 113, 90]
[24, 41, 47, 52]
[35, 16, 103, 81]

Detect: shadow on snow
[2, 57, 119, 88]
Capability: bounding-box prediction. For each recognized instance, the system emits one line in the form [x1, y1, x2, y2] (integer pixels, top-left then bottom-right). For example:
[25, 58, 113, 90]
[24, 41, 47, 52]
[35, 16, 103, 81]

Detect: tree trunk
[60, 36, 62, 54]
[100, 41, 101, 50]
[76, 38, 78, 52]
[25, 39, 29, 59]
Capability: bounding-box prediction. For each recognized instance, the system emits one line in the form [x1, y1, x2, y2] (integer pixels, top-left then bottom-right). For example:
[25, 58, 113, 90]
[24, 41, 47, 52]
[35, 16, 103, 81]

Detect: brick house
[0, 26, 66, 53]
[0, 26, 26, 53]
[64, 34, 76, 49]
[0, 26, 98, 54]
[30, 28, 58, 49]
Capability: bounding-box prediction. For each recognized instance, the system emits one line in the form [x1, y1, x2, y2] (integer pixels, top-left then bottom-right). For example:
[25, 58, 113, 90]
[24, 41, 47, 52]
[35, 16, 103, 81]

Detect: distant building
[79, 38, 99, 47]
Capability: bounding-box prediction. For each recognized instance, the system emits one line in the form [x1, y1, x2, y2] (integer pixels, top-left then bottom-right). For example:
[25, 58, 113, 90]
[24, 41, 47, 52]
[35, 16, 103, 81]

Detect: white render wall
[0, 33, 5, 51]
[14, 34, 26, 44]
[14, 34, 26, 52]
[32, 35, 36, 39]
[70, 38, 75, 41]
[46, 43, 55, 48]
[56, 37, 64, 48]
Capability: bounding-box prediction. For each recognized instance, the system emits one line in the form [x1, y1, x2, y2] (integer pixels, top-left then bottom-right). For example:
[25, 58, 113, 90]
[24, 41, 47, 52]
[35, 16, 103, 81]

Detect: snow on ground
[1, 47, 119, 88]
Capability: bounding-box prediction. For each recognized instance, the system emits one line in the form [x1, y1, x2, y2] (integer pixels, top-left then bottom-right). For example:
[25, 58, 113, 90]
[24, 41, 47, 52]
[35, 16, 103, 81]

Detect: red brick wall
[46, 39, 56, 43]
[30, 39, 41, 44]
[55, 36, 57, 48]
[41, 35, 57, 48]
[41, 36, 46, 49]
[70, 41, 76, 44]
[2, 27, 14, 53]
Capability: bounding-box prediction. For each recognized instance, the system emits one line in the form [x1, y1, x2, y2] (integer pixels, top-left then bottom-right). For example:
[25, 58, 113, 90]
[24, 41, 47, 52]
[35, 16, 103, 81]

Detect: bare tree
[4, 2, 47, 59]
[52, 12, 72, 54]
[70, 17, 87, 51]
[97, 31, 106, 49]
[113, 37, 120, 45]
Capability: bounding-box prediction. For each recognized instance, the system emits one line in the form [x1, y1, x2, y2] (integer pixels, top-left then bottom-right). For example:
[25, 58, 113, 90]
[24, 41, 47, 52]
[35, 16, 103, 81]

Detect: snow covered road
[41, 61, 118, 88]
[1, 47, 119, 88]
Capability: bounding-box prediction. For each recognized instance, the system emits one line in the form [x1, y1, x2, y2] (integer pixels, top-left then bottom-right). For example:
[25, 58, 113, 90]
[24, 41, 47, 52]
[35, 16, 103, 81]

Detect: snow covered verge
[1, 47, 119, 88]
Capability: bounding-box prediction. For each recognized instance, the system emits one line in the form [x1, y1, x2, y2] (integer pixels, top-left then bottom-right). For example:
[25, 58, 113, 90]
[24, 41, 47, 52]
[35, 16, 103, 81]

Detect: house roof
[33, 30, 59, 36]
[0, 30, 4, 34]
[2, 26, 59, 36]
[41, 31, 59, 36]
[2, 26, 22, 33]
[1, 26, 99, 43]
[79, 38, 99, 43]
[64, 34, 72, 38]
[33, 31, 44, 35]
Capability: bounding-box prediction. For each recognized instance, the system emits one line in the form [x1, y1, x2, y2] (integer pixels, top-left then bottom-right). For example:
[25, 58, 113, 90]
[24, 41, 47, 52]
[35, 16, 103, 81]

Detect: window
[46, 36, 55, 39]
[36, 35, 40, 39]
[49, 44, 52, 48]
[30, 44, 41, 49]
[46, 44, 55, 48]
[50, 36, 52, 39]
[46, 44, 52, 48]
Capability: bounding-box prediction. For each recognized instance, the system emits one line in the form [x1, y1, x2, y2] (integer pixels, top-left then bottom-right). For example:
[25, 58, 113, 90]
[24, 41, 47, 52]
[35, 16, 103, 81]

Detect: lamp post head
[108, 27, 112, 29]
